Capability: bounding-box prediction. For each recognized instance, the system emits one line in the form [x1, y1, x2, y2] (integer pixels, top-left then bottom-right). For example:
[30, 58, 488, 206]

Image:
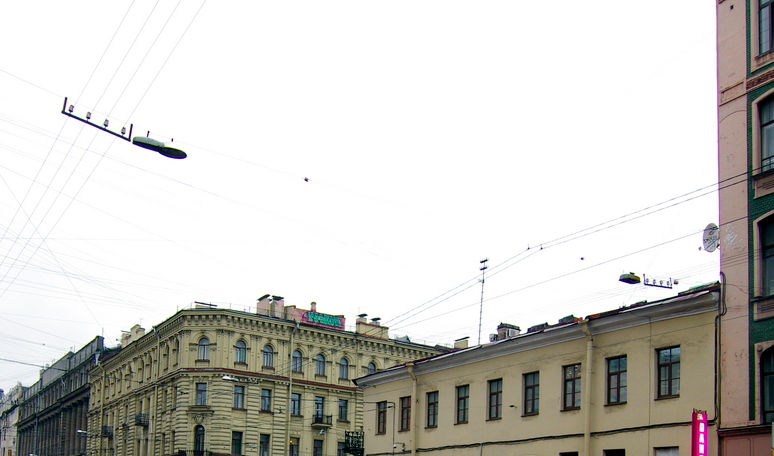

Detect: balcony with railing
[311, 414, 332, 428]
[344, 431, 364, 456]
[134, 413, 149, 427]
[101, 426, 113, 437]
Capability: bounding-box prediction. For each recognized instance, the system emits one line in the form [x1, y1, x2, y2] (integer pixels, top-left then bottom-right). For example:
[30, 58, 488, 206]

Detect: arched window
[173, 338, 180, 366]
[339, 358, 349, 379]
[163, 344, 170, 370]
[315, 354, 326, 376]
[763, 347, 774, 423]
[198, 337, 209, 361]
[194, 425, 205, 451]
[291, 350, 303, 373]
[367, 362, 377, 375]
[235, 340, 246, 364]
[262, 345, 274, 368]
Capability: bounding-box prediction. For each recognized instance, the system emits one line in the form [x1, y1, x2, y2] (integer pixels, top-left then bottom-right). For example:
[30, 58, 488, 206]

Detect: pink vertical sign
[691, 411, 708, 456]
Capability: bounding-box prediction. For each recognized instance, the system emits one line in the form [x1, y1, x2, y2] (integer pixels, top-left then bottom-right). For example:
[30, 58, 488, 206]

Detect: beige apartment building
[355, 284, 720, 456]
[85, 296, 443, 456]
[716, 0, 774, 453]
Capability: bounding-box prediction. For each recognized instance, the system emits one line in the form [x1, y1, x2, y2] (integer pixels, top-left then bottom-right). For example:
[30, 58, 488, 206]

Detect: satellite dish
[702, 223, 720, 252]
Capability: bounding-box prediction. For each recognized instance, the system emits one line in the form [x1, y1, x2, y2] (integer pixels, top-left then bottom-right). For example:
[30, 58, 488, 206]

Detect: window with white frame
[262, 344, 274, 368]
[291, 350, 303, 373]
[235, 340, 246, 364]
[315, 354, 326, 376]
[197, 337, 209, 361]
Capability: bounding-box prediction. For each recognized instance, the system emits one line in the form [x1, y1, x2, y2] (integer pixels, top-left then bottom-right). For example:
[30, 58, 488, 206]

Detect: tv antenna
[478, 258, 488, 345]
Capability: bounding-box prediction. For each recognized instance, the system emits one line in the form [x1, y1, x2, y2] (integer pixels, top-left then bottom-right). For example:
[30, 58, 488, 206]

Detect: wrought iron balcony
[101, 425, 113, 437]
[344, 431, 364, 456]
[311, 414, 332, 427]
[134, 413, 149, 426]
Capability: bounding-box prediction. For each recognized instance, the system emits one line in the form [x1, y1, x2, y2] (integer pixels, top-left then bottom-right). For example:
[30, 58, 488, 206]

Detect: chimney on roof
[257, 294, 273, 316]
[356, 315, 388, 339]
[497, 323, 521, 340]
[454, 337, 469, 350]
[311, 301, 317, 312]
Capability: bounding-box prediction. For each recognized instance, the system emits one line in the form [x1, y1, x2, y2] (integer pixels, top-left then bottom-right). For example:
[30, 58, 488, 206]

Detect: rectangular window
[488, 379, 502, 420]
[762, 0, 773, 54]
[376, 401, 387, 435]
[233, 385, 245, 409]
[289, 437, 299, 456]
[338, 399, 349, 421]
[603, 450, 625, 456]
[231, 431, 243, 455]
[313, 439, 324, 456]
[456, 385, 469, 424]
[426, 391, 438, 428]
[261, 389, 272, 412]
[607, 356, 627, 405]
[290, 393, 301, 416]
[657, 347, 680, 398]
[654, 448, 678, 456]
[314, 396, 325, 419]
[399, 396, 411, 431]
[559, 453, 579, 456]
[337, 442, 346, 456]
[259, 434, 270, 456]
[763, 348, 774, 423]
[762, 217, 774, 294]
[563, 364, 581, 410]
[195, 383, 207, 406]
[523, 372, 539, 415]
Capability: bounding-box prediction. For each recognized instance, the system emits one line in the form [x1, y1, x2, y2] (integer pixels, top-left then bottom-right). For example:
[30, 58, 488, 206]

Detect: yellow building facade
[355, 285, 719, 456]
[86, 297, 442, 456]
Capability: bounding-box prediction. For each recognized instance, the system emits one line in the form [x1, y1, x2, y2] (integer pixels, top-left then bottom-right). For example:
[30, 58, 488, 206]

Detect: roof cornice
[355, 289, 718, 387]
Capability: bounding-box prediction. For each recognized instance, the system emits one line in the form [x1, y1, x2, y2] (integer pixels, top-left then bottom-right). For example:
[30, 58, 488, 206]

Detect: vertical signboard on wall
[691, 410, 708, 456]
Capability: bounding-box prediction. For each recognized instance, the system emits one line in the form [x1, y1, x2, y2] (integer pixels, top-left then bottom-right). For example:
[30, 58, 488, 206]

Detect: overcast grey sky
[0, 1, 718, 389]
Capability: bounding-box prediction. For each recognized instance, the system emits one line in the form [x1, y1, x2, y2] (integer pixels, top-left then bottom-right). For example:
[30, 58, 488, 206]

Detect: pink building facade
[716, 0, 774, 453]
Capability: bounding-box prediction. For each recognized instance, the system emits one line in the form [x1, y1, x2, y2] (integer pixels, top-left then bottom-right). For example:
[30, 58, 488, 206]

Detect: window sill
[291, 414, 303, 419]
[398, 429, 409, 433]
[561, 407, 580, 412]
[753, 170, 774, 199]
[605, 401, 627, 407]
[234, 362, 247, 367]
[486, 417, 502, 422]
[752, 295, 774, 320]
[454, 421, 468, 425]
[315, 374, 327, 379]
[424, 425, 438, 430]
[232, 407, 246, 411]
[521, 412, 538, 417]
[259, 410, 274, 414]
[262, 366, 275, 371]
[655, 395, 679, 401]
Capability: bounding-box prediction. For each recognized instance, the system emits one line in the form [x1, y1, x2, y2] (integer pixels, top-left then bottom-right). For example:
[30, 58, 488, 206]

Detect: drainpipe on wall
[97, 353, 107, 456]
[285, 322, 299, 456]
[580, 320, 593, 456]
[153, 326, 161, 456]
[407, 363, 417, 455]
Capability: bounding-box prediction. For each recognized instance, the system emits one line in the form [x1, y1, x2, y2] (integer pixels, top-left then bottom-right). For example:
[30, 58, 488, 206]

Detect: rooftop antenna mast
[478, 258, 488, 345]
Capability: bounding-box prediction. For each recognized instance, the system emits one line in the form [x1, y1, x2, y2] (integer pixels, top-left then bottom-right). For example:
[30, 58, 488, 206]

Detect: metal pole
[477, 259, 488, 345]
